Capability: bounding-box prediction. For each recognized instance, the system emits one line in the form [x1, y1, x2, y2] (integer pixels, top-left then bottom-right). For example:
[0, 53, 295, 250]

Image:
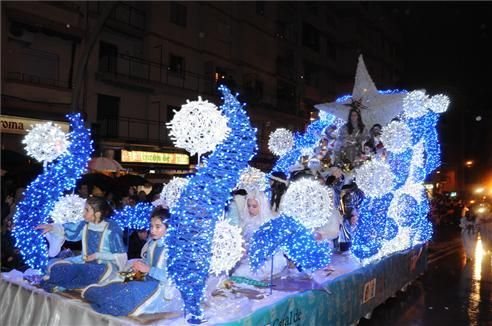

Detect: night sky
[385, 2, 492, 181]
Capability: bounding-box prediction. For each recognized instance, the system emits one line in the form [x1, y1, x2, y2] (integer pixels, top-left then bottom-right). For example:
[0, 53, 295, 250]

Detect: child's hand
[132, 261, 150, 273]
[35, 224, 53, 235]
[84, 253, 97, 262]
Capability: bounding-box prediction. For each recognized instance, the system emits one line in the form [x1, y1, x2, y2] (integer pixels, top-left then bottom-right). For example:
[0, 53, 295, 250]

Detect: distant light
[475, 116, 482, 122]
[450, 192, 457, 198]
[470, 200, 476, 204]
[475, 187, 484, 194]
[477, 207, 486, 214]
[465, 160, 474, 167]
[436, 170, 441, 174]
[149, 169, 156, 174]
[300, 75, 304, 79]
[66, 24, 71, 29]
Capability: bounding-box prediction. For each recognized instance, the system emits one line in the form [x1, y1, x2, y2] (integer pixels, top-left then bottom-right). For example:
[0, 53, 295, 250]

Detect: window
[168, 54, 185, 75]
[99, 41, 118, 73]
[302, 22, 320, 52]
[170, 2, 187, 27]
[303, 61, 320, 88]
[277, 81, 297, 113]
[326, 39, 336, 60]
[256, 1, 265, 16]
[97, 94, 119, 138]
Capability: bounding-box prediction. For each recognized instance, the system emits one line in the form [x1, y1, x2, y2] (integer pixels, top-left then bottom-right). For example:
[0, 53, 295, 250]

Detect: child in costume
[233, 191, 287, 280]
[83, 209, 181, 316]
[36, 197, 127, 292]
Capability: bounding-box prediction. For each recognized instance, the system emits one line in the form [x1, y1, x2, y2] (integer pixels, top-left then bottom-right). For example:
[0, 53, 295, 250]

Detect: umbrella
[88, 157, 123, 172]
[77, 173, 115, 193]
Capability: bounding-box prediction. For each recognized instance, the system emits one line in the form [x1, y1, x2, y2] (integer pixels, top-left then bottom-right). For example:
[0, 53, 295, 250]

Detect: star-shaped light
[315, 55, 407, 128]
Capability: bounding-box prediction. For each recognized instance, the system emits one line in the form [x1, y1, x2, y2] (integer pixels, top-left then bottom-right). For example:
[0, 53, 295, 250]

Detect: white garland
[403, 90, 429, 119]
[411, 140, 425, 169]
[158, 177, 189, 209]
[280, 178, 337, 229]
[166, 97, 230, 156]
[23, 122, 70, 164]
[427, 94, 450, 113]
[210, 218, 245, 276]
[362, 227, 411, 265]
[235, 166, 268, 193]
[355, 159, 394, 198]
[268, 128, 294, 156]
[380, 120, 412, 154]
[50, 194, 86, 224]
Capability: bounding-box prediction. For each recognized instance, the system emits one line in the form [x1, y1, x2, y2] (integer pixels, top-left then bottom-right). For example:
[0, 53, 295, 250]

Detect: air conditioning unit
[8, 22, 34, 44]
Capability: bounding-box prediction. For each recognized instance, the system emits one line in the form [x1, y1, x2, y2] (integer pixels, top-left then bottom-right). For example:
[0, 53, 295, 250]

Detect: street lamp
[465, 160, 474, 168]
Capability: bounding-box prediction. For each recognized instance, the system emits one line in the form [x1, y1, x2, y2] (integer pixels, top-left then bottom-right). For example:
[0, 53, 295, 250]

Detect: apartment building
[1, 1, 403, 173]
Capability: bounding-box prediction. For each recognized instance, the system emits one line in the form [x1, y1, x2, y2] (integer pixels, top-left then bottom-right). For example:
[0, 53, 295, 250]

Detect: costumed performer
[334, 108, 368, 166]
[269, 172, 289, 214]
[36, 197, 127, 292]
[233, 191, 287, 280]
[83, 208, 181, 316]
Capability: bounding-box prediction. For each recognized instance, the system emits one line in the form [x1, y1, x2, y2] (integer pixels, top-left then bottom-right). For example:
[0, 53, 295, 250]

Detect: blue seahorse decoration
[13, 113, 93, 270]
[166, 86, 257, 322]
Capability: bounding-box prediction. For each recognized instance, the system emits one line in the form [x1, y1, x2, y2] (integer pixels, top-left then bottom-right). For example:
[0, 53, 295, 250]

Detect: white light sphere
[210, 219, 245, 276]
[268, 128, 294, 156]
[403, 90, 429, 118]
[166, 97, 230, 156]
[355, 159, 394, 198]
[23, 122, 70, 164]
[50, 194, 86, 224]
[235, 166, 268, 193]
[380, 120, 412, 154]
[158, 177, 189, 209]
[427, 94, 450, 114]
[280, 178, 337, 229]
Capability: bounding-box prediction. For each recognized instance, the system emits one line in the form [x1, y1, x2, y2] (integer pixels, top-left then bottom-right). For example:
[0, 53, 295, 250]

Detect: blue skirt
[83, 280, 160, 316]
[41, 262, 108, 292]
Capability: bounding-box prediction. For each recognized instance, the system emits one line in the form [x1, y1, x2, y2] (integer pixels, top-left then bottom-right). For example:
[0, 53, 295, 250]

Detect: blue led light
[249, 215, 331, 272]
[165, 86, 257, 322]
[12, 113, 93, 270]
[111, 202, 154, 230]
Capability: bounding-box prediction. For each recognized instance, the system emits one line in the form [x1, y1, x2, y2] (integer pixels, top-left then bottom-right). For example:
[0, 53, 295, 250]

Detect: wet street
[359, 226, 492, 326]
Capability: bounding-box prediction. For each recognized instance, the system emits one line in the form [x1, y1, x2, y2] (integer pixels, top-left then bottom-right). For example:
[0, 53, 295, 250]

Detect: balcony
[93, 116, 172, 147]
[97, 53, 217, 95]
[89, 2, 146, 35]
[3, 72, 72, 108]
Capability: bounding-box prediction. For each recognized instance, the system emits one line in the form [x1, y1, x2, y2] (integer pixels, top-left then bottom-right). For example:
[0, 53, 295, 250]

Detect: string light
[249, 215, 331, 272]
[280, 178, 337, 229]
[166, 96, 231, 158]
[111, 202, 154, 230]
[165, 86, 257, 323]
[13, 114, 93, 270]
[157, 177, 189, 210]
[50, 194, 86, 224]
[380, 120, 412, 154]
[355, 159, 395, 198]
[210, 218, 244, 276]
[235, 166, 268, 193]
[427, 94, 450, 113]
[403, 90, 429, 118]
[22, 121, 70, 165]
[268, 128, 294, 156]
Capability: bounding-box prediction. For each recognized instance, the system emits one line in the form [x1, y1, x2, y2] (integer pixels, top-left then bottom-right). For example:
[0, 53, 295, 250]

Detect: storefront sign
[121, 149, 189, 165]
[0, 115, 70, 135]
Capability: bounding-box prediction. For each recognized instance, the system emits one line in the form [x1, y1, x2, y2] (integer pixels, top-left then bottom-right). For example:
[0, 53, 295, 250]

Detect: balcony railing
[6, 72, 70, 89]
[93, 116, 172, 146]
[98, 53, 217, 95]
[89, 2, 145, 31]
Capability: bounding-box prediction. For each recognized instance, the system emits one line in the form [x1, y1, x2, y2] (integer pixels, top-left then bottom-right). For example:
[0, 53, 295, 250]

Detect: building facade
[1, 1, 403, 175]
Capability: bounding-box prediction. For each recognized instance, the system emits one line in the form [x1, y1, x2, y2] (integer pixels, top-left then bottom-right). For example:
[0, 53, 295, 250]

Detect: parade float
[1, 56, 449, 325]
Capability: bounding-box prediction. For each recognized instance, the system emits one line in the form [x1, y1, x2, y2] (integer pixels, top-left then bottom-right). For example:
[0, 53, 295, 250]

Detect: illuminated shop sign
[121, 150, 189, 165]
[0, 115, 70, 134]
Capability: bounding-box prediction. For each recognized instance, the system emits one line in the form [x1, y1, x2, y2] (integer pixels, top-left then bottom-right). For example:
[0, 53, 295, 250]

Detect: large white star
[315, 55, 407, 128]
